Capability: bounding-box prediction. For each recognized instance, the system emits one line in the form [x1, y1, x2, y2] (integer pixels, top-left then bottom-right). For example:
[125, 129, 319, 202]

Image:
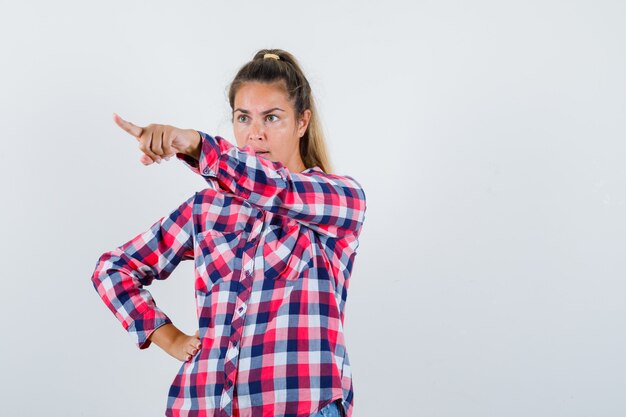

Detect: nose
[248, 119, 265, 141]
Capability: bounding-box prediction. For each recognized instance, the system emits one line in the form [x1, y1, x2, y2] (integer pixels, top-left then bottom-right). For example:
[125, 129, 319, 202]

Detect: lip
[247, 146, 269, 154]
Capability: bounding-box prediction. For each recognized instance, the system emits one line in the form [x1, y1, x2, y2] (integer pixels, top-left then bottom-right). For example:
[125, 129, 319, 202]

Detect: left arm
[176, 131, 367, 239]
[111, 116, 366, 238]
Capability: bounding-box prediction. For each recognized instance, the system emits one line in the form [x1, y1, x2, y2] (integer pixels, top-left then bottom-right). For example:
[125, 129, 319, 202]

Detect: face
[232, 81, 311, 173]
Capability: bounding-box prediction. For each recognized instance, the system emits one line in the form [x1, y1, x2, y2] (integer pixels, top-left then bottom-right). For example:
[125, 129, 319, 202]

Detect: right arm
[148, 323, 201, 362]
[90, 194, 199, 359]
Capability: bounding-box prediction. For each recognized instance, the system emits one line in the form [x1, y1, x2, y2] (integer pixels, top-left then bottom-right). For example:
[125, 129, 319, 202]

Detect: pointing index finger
[113, 112, 143, 138]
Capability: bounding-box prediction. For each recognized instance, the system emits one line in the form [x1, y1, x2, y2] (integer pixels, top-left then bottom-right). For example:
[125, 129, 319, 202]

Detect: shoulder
[301, 167, 366, 199]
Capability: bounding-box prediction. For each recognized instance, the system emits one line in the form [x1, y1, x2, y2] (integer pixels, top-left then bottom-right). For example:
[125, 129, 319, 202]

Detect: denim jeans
[309, 399, 343, 417]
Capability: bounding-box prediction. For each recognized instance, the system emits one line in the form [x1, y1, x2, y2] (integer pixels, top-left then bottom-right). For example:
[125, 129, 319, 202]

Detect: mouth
[246, 146, 270, 158]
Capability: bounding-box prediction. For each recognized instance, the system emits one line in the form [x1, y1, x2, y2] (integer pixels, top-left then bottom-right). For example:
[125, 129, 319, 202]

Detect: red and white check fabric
[91, 131, 367, 417]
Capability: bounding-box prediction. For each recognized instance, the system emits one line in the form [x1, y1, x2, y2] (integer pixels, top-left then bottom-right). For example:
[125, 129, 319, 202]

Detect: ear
[297, 109, 312, 138]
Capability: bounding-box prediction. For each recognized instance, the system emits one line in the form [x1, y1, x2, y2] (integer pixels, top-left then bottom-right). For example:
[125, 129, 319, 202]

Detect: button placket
[221, 232, 257, 408]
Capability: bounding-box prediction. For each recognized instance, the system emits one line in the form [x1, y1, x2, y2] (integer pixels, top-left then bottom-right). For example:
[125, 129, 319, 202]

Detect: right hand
[170, 330, 202, 362]
[150, 324, 202, 362]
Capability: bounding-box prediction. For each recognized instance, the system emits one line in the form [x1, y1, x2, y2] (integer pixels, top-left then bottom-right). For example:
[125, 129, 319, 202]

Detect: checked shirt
[91, 131, 367, 417]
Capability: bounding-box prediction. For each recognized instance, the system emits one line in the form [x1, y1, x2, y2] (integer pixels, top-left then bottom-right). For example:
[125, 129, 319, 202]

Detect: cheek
[273, 138, 299, 161]
[274, 123, 298, 140]
[233, 125, 247, 147]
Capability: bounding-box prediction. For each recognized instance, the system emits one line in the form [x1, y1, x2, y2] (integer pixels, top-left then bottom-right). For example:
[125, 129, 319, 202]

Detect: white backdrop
[1, 1, 625, 416]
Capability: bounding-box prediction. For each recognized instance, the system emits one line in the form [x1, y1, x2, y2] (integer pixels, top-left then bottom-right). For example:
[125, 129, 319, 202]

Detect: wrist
[183, 129, 202, 160]
[149, 323, 183, 350]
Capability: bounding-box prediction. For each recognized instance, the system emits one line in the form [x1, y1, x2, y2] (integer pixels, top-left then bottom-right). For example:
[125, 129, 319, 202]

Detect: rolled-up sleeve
[90, 194, 195, 349]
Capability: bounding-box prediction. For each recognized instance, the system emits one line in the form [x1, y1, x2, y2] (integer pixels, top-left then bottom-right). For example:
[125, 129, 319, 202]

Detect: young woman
[91, 49, 366, 417]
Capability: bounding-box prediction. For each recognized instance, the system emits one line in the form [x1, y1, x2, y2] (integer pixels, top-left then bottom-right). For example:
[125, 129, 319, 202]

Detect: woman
[91, 49, 366, 417]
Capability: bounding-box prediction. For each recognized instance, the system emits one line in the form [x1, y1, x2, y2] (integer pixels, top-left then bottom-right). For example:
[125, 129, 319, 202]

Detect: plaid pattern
[91, 132, 366, 417]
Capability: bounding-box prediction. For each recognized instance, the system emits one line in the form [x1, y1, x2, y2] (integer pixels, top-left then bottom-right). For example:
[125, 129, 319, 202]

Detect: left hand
[113, 113, 201, 165]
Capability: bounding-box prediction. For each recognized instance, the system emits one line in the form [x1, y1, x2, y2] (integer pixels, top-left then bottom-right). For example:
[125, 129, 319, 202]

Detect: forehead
[233, 82, 293, 111]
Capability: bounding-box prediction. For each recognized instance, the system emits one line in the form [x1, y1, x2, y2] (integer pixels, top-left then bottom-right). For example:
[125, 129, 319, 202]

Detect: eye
[237, 115, 249, 123]
[266, 114, 279, 122]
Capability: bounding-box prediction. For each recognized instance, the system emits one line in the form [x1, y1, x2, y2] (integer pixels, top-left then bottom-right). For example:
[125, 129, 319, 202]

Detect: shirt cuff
[129, 306, 173, 350]
[176, 130, 220, 178]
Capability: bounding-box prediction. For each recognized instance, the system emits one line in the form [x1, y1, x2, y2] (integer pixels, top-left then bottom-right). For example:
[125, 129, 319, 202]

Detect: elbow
[90, 251, 115, 293]
[353, 186, 367, 235]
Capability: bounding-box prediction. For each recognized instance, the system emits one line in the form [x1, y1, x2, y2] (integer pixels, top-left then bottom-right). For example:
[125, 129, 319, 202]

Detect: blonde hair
[228, 49, 333, 174]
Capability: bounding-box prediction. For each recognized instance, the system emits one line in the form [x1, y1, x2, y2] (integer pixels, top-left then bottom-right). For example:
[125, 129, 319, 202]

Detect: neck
[284, 154, 306, 173]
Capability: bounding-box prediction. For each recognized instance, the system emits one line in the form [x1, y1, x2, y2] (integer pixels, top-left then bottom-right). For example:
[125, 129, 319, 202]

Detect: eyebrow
[233, 107, 286, 115]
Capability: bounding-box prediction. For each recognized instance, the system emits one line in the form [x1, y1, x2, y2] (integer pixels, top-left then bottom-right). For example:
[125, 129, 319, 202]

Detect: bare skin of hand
[113, 113, 202, 164]
[148, 323, 202, 362]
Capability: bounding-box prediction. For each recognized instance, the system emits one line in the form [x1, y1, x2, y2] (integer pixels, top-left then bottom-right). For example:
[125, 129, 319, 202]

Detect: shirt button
[225, 380, 232, 388]
[238, 306, 244, 313]
[245, 270, 252, 278]
[202, 167, 210, 175]
[232, 340, 238, 347]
